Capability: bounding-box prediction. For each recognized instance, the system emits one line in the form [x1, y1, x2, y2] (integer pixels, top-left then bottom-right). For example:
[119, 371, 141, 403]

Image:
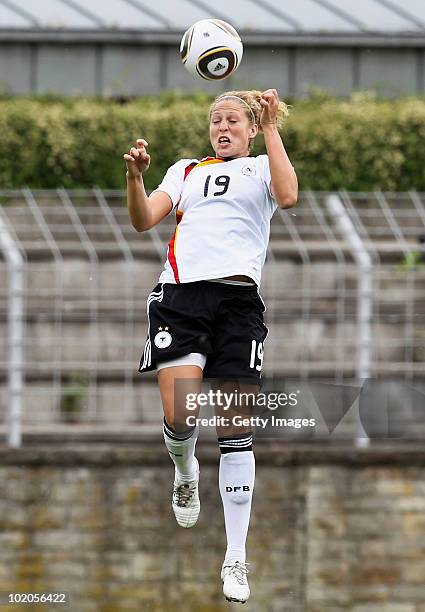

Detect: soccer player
[124, 89, 297, 603]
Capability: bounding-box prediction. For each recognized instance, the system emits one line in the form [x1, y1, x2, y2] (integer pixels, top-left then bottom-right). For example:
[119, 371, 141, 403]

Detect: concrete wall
[0, 39, 424, 97]
[0, 443, 424, 611]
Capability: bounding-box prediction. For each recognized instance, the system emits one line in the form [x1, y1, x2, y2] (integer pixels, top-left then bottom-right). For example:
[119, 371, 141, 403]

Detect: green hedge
[1, 92, 425, 191]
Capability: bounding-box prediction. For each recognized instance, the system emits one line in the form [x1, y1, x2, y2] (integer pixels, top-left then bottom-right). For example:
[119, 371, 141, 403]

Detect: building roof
[1, 0, 425, 33]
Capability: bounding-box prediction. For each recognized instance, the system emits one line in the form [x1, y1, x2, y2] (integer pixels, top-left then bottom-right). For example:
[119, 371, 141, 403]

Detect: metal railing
[0, 207, 24, 447]
[0, 188, 424, 445]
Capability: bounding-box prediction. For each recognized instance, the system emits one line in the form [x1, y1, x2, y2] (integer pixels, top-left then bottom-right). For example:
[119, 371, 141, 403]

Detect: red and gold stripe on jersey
[185, 156, 226, 178]
[167, 209, 183, 283]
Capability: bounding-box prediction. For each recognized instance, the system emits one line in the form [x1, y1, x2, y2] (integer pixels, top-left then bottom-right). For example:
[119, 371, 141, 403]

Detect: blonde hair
[209, 89, 290, 151]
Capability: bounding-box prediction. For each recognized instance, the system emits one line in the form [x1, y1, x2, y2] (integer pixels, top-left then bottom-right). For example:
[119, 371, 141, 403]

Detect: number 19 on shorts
[249, 339, 264, 371]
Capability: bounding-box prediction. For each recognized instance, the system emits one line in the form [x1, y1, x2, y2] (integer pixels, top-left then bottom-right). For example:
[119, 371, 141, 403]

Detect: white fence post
[0, 210, 24, 448]
[326, 194, 372, 447]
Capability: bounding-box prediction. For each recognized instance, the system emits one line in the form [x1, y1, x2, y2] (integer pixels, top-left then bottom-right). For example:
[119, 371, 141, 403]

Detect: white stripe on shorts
[141, 285, 164, 370]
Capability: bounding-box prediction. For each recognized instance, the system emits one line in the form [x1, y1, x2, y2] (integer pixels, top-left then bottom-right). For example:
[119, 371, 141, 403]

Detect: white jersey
[152, 154, 278, 287]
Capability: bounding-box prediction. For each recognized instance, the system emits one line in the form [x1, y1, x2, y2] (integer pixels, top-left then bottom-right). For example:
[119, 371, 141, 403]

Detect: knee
[163, 416, 197, 438]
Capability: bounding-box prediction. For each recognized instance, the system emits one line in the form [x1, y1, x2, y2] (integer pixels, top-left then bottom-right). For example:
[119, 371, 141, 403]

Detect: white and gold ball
[180, 19, 243, 81]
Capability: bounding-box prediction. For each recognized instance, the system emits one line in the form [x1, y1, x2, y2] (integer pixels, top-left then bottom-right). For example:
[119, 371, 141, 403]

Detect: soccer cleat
[221, 560, 250, 603]
[172, 457, 200, 528]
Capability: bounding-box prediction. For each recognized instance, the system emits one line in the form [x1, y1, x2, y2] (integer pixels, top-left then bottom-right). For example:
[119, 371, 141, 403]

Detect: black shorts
[138, 281, 268, 384]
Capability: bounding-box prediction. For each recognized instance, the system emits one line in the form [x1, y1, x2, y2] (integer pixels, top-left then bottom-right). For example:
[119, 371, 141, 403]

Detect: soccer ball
[180, 19, 243, 81]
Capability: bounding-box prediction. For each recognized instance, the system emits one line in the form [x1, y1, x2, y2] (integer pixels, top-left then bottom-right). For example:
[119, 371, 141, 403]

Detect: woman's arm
[127, 174, 173, 232]
[263, 124, 298, 209]
[260, 90, 298, 209]
[124, 138, 173, 232]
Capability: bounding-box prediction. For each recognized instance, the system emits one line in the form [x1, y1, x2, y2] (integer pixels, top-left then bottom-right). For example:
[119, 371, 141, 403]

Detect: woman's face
[210, 101, 258, 159]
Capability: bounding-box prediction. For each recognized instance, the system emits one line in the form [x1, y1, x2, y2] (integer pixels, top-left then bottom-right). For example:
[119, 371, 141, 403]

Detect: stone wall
[0, 443, 425, 611]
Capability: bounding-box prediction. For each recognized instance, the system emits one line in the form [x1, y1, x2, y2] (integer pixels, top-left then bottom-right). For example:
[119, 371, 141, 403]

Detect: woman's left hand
[260, 89, 279, 128]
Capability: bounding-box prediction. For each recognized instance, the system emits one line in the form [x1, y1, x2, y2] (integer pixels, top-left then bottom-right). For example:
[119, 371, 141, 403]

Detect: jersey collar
[210, 155, 251, 162]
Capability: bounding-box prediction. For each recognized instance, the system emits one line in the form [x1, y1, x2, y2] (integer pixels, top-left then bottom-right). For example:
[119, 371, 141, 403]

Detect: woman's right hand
[123, 138, 151, 177]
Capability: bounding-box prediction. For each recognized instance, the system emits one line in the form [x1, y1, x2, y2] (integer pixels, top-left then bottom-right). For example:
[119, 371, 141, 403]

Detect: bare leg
[158, 364, 204, 528]
[158, 364, 203, 429]
[210, 379, 259, 438]
[158, 364, 203, 480]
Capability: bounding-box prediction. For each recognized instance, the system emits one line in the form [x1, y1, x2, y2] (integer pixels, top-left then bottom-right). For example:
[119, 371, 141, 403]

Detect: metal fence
[1, 189, 425, 446]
